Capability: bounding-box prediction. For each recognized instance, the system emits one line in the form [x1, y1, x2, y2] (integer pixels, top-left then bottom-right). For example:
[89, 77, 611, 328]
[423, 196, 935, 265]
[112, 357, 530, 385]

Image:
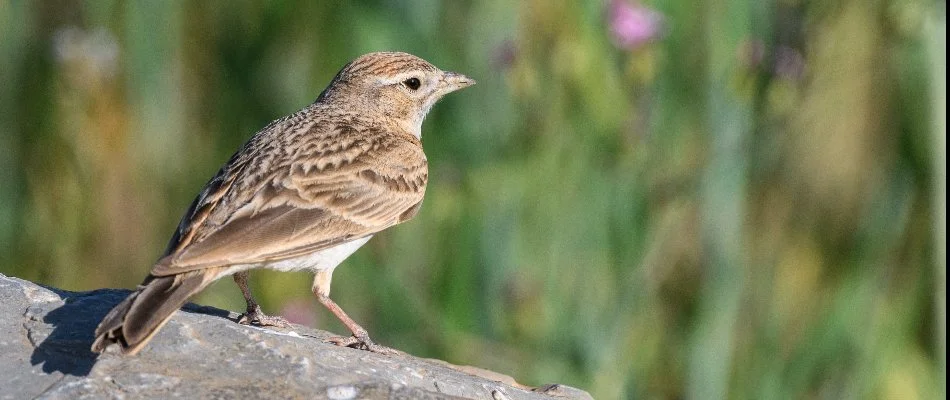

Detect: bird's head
[321, 52, 475, 138]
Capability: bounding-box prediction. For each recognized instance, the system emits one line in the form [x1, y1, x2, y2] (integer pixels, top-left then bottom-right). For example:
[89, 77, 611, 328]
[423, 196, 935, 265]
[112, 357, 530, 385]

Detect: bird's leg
[313, 270, 399, 355]
[233, 271, 290, 327]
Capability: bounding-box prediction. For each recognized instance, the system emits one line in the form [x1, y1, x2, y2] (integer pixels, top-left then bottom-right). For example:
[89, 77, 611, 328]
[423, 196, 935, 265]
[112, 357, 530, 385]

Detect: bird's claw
[324, 335, 401, 355]
[237, 306, 291, 328]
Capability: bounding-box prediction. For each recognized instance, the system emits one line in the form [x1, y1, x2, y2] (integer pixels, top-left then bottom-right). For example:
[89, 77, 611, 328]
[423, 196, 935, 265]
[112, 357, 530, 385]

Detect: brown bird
[91, 52, 474, 355]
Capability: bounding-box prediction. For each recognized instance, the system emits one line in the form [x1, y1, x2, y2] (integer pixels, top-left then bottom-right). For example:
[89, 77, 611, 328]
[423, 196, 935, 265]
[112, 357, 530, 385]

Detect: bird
[91, 51, 475, 356]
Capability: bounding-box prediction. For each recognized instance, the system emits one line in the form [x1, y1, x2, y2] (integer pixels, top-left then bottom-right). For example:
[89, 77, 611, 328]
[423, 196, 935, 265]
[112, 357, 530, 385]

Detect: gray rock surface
[0, 274, 591, 400]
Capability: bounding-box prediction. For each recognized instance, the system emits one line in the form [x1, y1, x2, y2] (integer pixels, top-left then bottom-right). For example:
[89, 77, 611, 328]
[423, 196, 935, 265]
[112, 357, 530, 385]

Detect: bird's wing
[151, 124, 428, 276]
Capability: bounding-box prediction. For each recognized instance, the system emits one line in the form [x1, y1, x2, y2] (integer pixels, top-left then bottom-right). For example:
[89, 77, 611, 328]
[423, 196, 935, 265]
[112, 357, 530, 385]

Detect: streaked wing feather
[153, 205, 368, 273]
[151, 126, 427, 276]
[161, 155, 249, 257]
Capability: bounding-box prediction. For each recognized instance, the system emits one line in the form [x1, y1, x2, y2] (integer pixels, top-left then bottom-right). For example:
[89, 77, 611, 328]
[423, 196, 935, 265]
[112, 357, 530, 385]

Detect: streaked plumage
[92, 52, 474, 355]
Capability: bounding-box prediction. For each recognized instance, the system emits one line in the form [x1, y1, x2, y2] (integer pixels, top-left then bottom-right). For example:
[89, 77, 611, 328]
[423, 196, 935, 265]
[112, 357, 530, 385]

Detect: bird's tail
[91, 269, 219, 355]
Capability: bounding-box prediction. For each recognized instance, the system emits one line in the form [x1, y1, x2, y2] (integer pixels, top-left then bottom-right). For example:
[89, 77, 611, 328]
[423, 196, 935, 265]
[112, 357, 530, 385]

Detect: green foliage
[0, 1, 943, 398]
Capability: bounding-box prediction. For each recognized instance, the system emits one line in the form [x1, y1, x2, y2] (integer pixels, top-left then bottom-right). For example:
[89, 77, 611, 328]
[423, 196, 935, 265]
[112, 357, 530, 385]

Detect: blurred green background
[0, 1, 945, 399]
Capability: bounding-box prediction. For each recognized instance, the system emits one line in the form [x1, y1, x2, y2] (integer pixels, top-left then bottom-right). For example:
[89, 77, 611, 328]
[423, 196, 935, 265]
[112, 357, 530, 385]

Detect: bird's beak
[440, 71, 476, 92]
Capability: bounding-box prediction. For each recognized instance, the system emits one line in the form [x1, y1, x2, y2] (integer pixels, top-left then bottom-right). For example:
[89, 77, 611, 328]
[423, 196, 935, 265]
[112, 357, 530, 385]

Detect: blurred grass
[0, 1, 944, 399]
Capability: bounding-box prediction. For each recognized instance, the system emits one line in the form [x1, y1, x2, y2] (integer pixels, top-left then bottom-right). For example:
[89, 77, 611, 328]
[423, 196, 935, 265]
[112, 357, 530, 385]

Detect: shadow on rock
[29, 288, 233, 376]
[28, 289, 122, 376]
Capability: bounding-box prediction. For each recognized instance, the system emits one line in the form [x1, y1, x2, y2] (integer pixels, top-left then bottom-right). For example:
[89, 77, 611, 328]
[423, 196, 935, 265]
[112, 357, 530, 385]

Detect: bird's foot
[237, 305, 291, 328]
[324, 334, 401, 355]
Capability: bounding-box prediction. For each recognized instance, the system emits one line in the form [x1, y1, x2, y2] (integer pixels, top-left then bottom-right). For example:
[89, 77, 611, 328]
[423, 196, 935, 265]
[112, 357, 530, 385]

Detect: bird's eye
[403, 78, 421, 90]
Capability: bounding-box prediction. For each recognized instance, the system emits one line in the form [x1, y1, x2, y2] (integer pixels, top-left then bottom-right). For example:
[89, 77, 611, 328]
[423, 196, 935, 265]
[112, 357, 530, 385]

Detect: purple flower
[774, 45, 805, 81]
[491, 40, 517, 71]
[607, 0, 664, 50]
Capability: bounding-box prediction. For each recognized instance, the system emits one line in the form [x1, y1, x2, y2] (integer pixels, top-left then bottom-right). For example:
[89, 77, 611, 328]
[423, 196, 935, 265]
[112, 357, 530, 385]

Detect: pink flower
[279, 298, 318, 326]
[608, 0, 665, 50]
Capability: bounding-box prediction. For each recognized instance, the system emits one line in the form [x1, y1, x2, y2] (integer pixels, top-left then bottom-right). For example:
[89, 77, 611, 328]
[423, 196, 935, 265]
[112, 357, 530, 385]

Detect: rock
[0, 274, 591, 400]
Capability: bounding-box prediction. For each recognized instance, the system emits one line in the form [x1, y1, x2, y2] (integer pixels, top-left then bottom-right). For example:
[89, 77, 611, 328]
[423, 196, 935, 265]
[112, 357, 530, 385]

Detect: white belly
[225, 235, 373, 274]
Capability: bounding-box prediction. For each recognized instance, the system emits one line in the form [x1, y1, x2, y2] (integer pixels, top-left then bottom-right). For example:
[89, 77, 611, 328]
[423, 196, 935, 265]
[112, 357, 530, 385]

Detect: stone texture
[0, 274, 591, 400]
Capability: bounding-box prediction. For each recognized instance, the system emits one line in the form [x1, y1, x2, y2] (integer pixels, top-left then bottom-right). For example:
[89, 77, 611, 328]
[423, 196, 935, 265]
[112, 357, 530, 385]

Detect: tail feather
[92, 270, 218, 355]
